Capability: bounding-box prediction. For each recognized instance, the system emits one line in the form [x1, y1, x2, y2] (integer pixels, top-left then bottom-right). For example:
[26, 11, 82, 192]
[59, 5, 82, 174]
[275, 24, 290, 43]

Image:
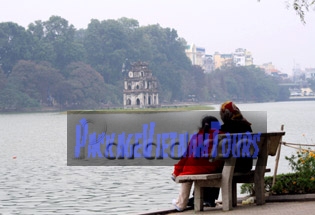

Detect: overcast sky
[1, 0, 315, 75]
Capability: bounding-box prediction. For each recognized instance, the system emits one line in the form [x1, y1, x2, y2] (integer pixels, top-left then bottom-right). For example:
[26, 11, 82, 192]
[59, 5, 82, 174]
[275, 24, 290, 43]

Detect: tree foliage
[289, 0, 315, 23]
[0, 22, 32, 74]
[258, 0, 315, 23]
[207, 66, 279, 102]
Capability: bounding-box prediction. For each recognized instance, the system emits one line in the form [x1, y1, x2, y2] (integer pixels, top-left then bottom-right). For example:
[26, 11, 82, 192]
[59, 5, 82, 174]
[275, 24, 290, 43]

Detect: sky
[1, 0, 315, 75]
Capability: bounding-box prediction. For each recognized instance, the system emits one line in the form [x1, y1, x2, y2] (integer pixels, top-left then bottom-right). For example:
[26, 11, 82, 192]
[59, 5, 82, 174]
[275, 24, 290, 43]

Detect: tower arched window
[127, 99, 131, 105]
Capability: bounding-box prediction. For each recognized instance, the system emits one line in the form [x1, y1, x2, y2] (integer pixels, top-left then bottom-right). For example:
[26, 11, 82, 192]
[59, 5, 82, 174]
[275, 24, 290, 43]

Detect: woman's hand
[171, 173, 176, 182]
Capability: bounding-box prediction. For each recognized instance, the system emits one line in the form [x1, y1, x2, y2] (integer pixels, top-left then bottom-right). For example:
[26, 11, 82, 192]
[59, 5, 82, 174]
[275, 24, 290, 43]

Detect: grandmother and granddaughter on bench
[171, 101, 253, 212]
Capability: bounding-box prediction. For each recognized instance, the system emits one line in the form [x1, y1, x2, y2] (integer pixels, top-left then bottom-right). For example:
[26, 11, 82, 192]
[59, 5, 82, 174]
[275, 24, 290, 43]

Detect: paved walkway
[139, 195, 315, 215]
[166, 201, 315, 215]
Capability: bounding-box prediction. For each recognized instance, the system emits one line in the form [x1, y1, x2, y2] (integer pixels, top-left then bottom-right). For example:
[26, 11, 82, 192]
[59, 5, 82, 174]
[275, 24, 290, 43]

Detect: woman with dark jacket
[220, 101, 253, 172]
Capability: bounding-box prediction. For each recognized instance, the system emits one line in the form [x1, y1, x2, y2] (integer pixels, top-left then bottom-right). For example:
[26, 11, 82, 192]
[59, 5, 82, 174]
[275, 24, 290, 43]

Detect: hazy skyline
[1, 0, 315, 75]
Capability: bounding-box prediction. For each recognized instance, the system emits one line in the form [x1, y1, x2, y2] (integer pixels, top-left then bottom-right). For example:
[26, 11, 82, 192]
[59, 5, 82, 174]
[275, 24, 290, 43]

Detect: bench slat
[177, 169, 271, 182]
[176, 173, 222, 183]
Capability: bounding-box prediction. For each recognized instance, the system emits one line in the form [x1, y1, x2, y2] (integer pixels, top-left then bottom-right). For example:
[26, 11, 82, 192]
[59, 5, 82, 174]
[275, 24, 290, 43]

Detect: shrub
[241, 149, 315, 195]
[284, 149, 315, 194]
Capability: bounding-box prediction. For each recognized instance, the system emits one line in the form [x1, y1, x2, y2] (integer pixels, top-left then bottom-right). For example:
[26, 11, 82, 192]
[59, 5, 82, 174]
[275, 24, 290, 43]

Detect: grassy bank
[0, 104, 215, 114]
[67, 105, 215, 114]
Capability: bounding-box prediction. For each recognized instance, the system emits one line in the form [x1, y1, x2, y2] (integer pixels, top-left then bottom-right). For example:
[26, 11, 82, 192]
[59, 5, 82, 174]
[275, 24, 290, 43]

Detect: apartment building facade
[213, 48, 253, 70]
[185, 45, 253, 71]
[185, 44, 213, 73]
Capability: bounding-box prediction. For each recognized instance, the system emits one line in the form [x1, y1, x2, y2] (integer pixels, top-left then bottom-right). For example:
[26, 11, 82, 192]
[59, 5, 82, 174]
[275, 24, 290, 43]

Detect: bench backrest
[211, 132, 285, 161]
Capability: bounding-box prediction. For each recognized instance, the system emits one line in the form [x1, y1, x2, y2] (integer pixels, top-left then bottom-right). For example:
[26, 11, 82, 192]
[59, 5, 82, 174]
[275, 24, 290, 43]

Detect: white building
[233, 48, 253, 67]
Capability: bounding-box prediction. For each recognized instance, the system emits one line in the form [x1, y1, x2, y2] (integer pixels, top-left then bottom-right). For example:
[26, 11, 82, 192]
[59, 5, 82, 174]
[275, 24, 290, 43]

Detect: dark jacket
[220, 120, 253, 173]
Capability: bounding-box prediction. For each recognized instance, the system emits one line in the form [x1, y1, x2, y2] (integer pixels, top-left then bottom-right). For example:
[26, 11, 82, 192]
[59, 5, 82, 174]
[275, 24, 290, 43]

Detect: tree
[207, 66, 280, 102]
[60, 62, 106, 109]
[7, 60, 64, 106]
[134, 24, 192, 102]
[0, 82, 39, 111]
[0, 68, 6, 90]
[288, 0, 315, 23]
[180, 65, 207, 101]
[0, 22, 32, 74]
[258, 0, 315, 23]
[28, 16, 85, 70]
[27, 20, 55, 63]
[84, 19, 130, 84]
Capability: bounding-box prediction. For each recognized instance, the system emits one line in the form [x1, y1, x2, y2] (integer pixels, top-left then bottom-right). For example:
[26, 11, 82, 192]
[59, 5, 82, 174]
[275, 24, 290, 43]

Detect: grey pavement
[167, 201, 315, 215]
[139, 196, 315, 215]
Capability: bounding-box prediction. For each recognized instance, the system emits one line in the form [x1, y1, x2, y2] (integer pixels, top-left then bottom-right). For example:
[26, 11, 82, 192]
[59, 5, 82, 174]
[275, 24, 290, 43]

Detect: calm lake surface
[1, 101, 314, 214]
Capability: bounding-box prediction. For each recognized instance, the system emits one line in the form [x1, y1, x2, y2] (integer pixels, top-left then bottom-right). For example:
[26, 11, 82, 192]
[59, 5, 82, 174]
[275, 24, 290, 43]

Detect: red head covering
[220, 101, 251, 125]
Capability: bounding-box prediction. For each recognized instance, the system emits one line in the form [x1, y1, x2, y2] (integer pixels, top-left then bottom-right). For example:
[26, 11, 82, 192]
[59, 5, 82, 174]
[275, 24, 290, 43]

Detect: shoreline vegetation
[67, 104, 215, 114]
[0, 104, 215, 114]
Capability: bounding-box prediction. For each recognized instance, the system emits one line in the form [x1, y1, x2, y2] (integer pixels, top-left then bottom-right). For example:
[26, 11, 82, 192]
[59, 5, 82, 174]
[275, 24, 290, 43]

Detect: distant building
[185, 44, 205, 66]
[203, 54, 214, 73]
[259, 62, 289, 80]
[305, 68, 315, 80]
[185, 44, 213, 73]
[123, 61, 159, 108]
[213, 52, 233, 69]
[212, 48, 253, 70]
[233, 48, 253, 66]
[259, 62, 279, 74]
[213, 48, 253, 70]
[185, 46, 253, 71]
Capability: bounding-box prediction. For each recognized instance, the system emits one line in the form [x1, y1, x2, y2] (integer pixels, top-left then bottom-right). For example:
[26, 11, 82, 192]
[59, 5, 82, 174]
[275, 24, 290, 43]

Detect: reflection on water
[0, 101, 314, 214]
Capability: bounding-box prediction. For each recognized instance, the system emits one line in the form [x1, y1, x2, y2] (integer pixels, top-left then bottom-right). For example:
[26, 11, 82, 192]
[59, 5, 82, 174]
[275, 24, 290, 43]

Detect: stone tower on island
[123, 61, 159, 108]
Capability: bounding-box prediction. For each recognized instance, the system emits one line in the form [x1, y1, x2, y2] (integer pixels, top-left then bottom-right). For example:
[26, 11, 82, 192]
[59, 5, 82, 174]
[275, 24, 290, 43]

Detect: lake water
[0, 101, 314, 214]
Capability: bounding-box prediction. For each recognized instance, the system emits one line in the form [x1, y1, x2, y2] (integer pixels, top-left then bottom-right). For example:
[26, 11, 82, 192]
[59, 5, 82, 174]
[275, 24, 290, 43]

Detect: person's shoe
[172, 199, 184, 212]
[187, 197, 194, 207]
[204, 201, 216, 207]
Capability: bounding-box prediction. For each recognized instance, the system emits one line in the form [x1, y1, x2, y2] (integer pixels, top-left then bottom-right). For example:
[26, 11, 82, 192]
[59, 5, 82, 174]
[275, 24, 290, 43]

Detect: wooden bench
[175, 131, 285, 212]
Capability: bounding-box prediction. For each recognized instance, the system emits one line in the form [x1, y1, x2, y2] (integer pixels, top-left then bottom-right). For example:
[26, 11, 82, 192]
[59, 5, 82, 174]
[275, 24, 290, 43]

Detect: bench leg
[232, 181, 237, 207]
[221, 160, 235, 211]
[194, 183, 204, 211]
[255, 169, 266, 205]
[255, 141, 268, 205]
[221, 186, 233, 210]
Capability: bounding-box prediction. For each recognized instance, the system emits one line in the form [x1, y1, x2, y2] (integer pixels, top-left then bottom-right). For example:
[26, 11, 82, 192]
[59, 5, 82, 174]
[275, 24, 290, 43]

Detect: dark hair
[200, 116, 220, 141]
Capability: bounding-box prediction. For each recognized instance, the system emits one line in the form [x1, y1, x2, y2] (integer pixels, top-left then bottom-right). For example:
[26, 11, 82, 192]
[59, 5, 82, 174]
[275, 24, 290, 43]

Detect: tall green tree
[28, 16, 85, 71]
[0, 22, 32, 74]
[84, 18, 132, 84]
[27, 20, 55, 63]
[135, 24, 191, 102]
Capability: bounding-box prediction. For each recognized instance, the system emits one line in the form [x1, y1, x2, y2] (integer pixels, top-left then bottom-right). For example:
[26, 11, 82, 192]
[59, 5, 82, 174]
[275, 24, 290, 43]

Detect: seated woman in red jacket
[171, 116, 224, 212]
